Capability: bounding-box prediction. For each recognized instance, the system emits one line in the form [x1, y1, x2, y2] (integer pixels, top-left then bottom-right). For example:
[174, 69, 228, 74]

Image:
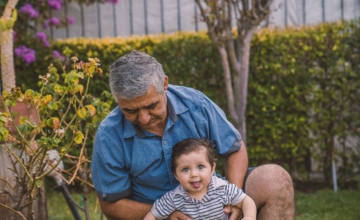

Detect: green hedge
[14, 19, 360, 182]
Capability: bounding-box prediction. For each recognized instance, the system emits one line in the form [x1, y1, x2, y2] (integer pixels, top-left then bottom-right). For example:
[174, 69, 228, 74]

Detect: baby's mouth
[190, 181, 201, 188]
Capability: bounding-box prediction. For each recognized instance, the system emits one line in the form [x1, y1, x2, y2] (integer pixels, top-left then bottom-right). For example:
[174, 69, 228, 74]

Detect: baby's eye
[198, 165, 204, 170]
[182, 168, 189, 172]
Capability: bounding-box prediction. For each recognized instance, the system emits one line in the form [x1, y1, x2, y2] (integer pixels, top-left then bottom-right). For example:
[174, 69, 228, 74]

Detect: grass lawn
[296, 189, 360, 220]
[47, 188, 360, 219]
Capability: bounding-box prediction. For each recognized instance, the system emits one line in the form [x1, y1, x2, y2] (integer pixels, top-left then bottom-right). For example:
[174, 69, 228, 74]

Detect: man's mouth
[190, 181, 201, 188]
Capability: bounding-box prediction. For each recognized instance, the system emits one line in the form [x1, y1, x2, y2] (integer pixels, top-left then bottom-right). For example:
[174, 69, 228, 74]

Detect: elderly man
[91, 50, 294, 220]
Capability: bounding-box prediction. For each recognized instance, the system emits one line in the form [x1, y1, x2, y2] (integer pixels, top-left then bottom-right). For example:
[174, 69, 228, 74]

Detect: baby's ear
[212, 163, 216, 173]
[174, 174, 179, 181]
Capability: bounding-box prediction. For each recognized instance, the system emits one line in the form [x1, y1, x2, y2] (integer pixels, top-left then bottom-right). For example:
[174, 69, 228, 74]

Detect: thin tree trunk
[233, 28, 256, 142]
[1, 0, 18, 92]
[217, 45, 239, 128]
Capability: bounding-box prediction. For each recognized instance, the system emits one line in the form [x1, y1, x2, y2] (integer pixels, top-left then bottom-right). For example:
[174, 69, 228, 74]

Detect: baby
[144, 138, 256, 220]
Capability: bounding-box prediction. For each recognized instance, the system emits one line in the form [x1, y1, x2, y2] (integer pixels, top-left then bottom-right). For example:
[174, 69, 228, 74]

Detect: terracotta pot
[1, 100, 39, 134]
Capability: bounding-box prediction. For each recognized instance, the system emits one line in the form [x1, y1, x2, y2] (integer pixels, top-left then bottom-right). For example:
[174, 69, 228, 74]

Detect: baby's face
[174, 148, 215, 200]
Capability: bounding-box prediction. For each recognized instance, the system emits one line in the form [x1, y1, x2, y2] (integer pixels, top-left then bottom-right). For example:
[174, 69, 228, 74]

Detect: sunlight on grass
[296, 189, 360, 220]
[47, 188, 103, 220]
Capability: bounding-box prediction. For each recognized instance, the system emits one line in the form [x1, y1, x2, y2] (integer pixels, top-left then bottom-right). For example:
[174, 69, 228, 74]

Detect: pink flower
[36, 32, 50, 47]
[48, 0, 64, 10]
[44, 17, 61, 29]
[19, 3, 39, 18]
[15, 46, 36, 65]
[52, 50, 66, 62]
[67, 16, 75, 25]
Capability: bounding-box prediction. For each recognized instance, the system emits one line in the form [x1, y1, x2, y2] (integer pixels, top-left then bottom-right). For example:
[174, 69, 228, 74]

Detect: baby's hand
[224, 205, 242, 220]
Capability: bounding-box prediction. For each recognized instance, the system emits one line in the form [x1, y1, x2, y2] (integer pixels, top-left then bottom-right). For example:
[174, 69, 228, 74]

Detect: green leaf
[86, 105, 96, 116]
[77, 108, 87, 119]
[36, 179, 43, 188]
[48, 101, 58, 110]
[74, 131, 84, 144]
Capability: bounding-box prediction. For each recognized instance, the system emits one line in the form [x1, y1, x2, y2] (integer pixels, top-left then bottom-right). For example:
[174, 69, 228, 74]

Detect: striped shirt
[151, 176, 246, 220]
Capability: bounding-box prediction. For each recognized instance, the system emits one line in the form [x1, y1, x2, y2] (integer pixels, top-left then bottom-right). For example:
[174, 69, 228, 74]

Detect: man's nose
[138, 110, 151, 124]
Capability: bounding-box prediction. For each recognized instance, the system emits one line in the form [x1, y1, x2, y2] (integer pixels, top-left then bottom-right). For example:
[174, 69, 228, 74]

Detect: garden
[1, 0, 360, 219]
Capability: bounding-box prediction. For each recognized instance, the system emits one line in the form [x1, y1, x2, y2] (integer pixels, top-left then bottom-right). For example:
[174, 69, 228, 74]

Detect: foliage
[247, 20, 360, 180]
[0, 55, 112, 219]
[14, 19, 360, 183]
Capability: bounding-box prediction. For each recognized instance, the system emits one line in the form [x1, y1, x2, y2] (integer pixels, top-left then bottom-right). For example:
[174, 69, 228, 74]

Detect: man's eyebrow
[122, 101, 159, 111]
[144, 101, 159, 108]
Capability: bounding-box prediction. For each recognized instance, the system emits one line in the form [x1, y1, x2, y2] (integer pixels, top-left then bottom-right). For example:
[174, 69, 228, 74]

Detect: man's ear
[164, 76, 169, 92]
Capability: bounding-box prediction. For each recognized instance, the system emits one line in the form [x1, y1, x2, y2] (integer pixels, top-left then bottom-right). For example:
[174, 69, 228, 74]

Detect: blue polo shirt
[91, 85, 242, 204]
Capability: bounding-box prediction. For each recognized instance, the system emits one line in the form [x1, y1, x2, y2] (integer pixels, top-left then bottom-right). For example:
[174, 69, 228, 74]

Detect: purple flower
[67, 16, 75, 25]
[35, 32, 50, 47]
[52, 50, 65, 61]
[48, 0, 63, 10]
[19, 3, 39, 18]
[44, 17, 61, 29]
[49, 17, 61, 25]
[15, 46, 36, 65]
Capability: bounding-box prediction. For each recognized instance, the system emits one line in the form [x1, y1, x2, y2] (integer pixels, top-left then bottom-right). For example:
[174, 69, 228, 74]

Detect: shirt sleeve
[224, 183, 246, 206]
[151, 191, 177, 219]
[91, 127, 131, 203]
[197, 91, 242, 156]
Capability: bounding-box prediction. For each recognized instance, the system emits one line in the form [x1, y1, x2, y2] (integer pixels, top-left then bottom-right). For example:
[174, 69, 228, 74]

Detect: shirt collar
[166, 88, 188, 117]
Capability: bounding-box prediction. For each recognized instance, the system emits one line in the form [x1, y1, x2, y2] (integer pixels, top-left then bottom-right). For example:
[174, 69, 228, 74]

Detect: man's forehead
[117, 93, 162, 109]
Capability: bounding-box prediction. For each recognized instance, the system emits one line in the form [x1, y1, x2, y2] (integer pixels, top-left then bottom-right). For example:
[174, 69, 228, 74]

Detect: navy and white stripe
[151, 176, 246, 220]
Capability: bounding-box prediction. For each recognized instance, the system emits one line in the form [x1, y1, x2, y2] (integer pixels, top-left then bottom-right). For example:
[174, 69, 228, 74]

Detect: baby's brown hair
[171, 138, 218, 173]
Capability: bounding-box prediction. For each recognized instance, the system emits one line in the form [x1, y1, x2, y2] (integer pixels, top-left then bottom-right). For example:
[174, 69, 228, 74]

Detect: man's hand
[224, 205, 243, 220]
[167, 211, 192, 220]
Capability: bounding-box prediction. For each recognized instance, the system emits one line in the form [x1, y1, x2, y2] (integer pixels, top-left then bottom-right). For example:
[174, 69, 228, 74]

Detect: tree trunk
[233, 28, 256, 142]
[1, 0, 18, 92]
[217, 44, 239, 128]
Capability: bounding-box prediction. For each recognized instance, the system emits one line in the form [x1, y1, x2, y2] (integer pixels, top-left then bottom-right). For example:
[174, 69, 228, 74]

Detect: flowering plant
[0, 55, 112, 219]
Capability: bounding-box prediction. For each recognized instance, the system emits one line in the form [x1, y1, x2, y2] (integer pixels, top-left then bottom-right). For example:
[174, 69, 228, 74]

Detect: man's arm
[223, 140, 248, 220]
[225, 140, 248, 188]
[99, 198, 152, 220]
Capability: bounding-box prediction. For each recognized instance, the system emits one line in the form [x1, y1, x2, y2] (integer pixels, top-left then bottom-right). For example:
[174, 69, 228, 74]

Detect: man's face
[117, 81, 168, 134]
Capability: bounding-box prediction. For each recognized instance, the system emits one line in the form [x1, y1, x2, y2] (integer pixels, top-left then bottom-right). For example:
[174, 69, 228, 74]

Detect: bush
[14, 19, 360, 183]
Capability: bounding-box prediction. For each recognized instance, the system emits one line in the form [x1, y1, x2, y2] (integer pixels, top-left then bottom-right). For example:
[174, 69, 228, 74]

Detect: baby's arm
[143, 211, 158, 220]
[235, 195, 256, 220]
[143, 191, 177, 220]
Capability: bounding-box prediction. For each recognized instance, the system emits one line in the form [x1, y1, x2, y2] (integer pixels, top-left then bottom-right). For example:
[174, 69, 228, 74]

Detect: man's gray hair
[109, 50, 166, 100]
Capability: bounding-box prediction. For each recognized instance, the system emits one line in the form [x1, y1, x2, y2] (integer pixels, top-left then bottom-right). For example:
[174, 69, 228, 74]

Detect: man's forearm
[225, 140, 248, 188]
[99, 197, 152, 220]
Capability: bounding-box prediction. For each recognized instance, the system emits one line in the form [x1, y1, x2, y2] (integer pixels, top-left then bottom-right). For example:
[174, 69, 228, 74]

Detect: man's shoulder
[168, 84, 206, 104]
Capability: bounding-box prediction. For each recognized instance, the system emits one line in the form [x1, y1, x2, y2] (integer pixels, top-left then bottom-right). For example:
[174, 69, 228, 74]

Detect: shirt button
[163, 141, 167, 145]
